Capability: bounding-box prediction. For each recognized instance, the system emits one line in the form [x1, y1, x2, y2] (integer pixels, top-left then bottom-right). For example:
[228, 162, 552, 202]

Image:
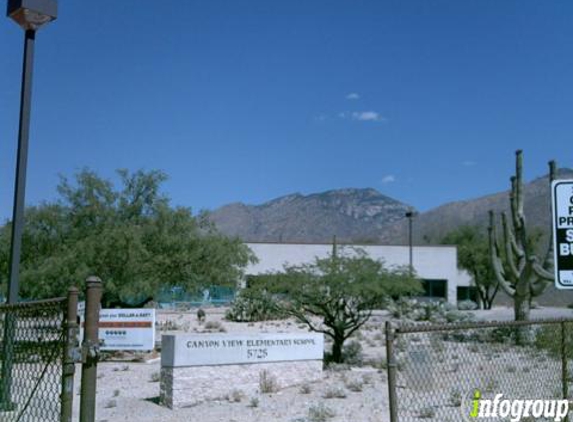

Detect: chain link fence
[0, 298, 67, 422]
[386, 319, 573, 422]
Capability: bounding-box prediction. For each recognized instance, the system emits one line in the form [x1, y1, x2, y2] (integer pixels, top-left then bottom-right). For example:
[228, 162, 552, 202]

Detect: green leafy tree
[262, 248, 421, 363]
[0, 169, 254, 306]
[442, 226, 499, 309]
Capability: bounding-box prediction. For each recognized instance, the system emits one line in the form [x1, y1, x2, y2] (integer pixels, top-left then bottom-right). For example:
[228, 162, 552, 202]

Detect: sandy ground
[68, 306, 573, 422]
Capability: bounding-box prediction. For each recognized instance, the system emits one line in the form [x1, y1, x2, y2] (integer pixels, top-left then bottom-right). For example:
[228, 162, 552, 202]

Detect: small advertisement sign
[80, 308, 155, 351]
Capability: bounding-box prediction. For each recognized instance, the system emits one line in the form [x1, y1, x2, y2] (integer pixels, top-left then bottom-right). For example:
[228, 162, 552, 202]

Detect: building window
[421, 279, 447, 300]
[457, 286, 478, 302]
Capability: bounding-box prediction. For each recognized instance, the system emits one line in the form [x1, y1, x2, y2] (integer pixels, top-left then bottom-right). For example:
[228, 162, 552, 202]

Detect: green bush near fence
[534, 323, 573, 359]
[225, 288, 286, 322]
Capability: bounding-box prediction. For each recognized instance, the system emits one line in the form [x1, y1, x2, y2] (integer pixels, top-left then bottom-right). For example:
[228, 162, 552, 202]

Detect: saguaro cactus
[488, 150, 556, 322]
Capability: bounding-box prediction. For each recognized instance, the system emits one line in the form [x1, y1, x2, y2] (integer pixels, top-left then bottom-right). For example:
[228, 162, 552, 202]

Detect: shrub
[225, 288, 286, 322]
[197, 308, 206, 322]
[308, 403, 336, 422]
[418, 406, 435, 419]
[340, 340, 363, 366]
[344, 377, 364, 392]
[204, 321, 226, 332]
[299, 383, 312, 394]
[259, 370, 279, 394]
[449, 388, 462, 407]
[227, 389, 244, 402]
[387, 298, 474, 324]
[534, 324, 572, 358]
[323, 386, 347, 399]
[457, 300, 478, 311]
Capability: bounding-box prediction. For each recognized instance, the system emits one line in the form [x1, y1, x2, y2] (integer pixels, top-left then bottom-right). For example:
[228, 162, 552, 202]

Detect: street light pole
[405, 210, 416, 275]
[6, 28, 35, 304]
[1, 0, 57, 409]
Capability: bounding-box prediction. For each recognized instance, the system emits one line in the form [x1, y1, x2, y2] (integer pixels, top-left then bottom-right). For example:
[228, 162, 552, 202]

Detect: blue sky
[0, 1, 571, 219]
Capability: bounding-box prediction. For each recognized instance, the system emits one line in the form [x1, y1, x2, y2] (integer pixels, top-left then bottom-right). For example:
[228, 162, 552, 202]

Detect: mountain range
[209, 169, 573, 245]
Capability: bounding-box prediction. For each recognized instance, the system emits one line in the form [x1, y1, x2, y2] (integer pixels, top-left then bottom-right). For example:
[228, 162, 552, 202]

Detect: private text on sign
[552, 180, 573, 289]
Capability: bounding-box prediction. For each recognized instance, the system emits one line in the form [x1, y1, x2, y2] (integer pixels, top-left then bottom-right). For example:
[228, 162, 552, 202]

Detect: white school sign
[552, 180, 573, 289]
[161, 333, 323, 367]
[160, 333, 324, 408]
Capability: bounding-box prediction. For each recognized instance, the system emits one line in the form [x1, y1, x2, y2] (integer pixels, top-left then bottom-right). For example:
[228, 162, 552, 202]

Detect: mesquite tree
[261, 248, 421, 363]
[488, 150, 556, 322]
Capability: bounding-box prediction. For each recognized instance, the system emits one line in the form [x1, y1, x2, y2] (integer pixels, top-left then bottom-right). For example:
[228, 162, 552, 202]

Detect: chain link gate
[0, 277, 102, 422]
[386, 319, 573, 422]
[0, 296, 69, 422]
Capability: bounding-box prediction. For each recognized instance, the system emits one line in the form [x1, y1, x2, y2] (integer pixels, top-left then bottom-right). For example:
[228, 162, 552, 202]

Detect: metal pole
[408, 215, 413, 274]
[0, 29, 36, 410]
[61, 286, 78, 422]
[561, 321, 569, 422]
[79, 277, 102, 422]
[385, 321, 399, 422]
[7, 29, 36, 304]
[405, 211, 414, 275]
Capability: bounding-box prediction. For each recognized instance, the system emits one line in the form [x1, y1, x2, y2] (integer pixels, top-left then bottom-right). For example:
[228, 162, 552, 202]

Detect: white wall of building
[245, 242, 473, 305]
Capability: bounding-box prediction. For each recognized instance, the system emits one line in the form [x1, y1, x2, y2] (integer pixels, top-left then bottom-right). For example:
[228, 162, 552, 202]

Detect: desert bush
[387, 298, 474, 324]
[457, 300, 478, 311]
[196, 308, 206, 322]
[299, 383, 312, 394]
[418, 406, 435, 418]
[259, 370, 279, 394]
[449, 388, 462, 407]
[225, 288, 286, 322]
[534, 324, 572, 358]
[260, 250, 421, 363]
[339, 340, 363, 366]
[157, 319, 190, 332]
[323, 386, 347, 399]
[308, 403, 336, 422]
[344, 377, 365, 392]
[227, 389, 244, 402]
[248, 397, 259, 408]
[204, 321, 226, 332]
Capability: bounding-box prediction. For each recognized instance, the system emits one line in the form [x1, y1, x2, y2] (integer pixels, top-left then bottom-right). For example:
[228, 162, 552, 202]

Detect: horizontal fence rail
[0, 297, 67, 422]
[387, 318, 573, 422]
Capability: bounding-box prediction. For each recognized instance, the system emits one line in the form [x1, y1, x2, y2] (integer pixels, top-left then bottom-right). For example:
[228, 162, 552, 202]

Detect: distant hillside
[381, 168, 573, 245]
[209, 170, 573, 306]
[209, 188, 412, 243]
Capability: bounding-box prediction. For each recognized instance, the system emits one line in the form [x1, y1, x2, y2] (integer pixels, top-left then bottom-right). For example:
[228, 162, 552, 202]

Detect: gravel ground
[71, 308, 391, 422]
[470, 305, 573, 321]
[68, 306, 573, 422]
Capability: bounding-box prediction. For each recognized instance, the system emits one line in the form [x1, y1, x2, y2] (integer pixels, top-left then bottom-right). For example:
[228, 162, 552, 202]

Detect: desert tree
[0, 168, 254, 306]
[442, 226, 499, 309]
[264, 247, 421, 363]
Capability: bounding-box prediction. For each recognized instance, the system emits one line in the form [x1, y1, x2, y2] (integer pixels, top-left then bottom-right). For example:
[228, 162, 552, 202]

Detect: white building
[245, 242, 474, 306]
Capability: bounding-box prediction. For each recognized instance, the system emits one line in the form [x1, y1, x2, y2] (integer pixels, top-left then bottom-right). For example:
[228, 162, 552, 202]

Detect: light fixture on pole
[5, 0, 57, 305]
[1, 0, 57, 410]
[7, 0, 57, 31]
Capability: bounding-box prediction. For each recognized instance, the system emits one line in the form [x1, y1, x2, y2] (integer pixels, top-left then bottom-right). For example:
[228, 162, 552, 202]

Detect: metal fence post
[61, 286, 78, 422]
[386, 321, 399, 422]
[561, 320, 569, 422]
[79, 276, 103, 422]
